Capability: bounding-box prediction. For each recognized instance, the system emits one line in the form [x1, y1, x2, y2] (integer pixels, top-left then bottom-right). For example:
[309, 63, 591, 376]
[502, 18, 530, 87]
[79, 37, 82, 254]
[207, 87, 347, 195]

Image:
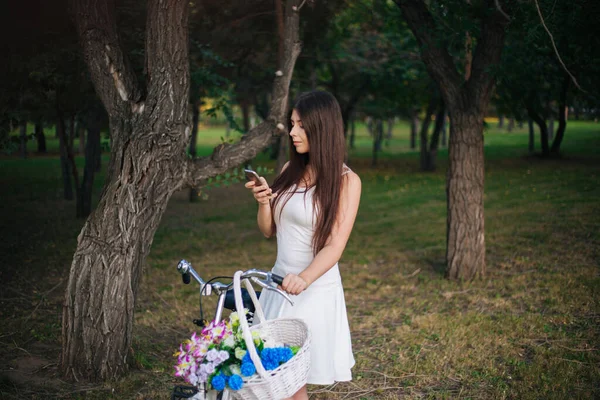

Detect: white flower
[252, 330, 262, 346]
[235, 347, 247, 360]
[230, 364, 241, 376]
[223, 335, 235, 348]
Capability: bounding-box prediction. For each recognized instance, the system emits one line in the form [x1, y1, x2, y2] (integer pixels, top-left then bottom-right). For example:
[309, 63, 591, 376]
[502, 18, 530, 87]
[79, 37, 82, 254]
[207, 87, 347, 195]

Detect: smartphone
[244, 169, 262, 186]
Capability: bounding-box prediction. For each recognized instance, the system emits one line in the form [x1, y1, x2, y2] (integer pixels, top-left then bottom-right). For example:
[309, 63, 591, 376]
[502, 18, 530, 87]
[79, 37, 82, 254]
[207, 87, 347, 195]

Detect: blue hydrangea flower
[279, 347, 293, 363]
[242, 351, 256, 366]
[211, 374, 226, 391]
[262, 358, 279, 371]
[228, 374, 244, 391]
[241, 362, 256, 377]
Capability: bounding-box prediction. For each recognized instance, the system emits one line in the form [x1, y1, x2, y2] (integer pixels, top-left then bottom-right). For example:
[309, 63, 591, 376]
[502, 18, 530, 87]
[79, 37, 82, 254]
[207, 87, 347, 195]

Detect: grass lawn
[0, 120, 598, 399]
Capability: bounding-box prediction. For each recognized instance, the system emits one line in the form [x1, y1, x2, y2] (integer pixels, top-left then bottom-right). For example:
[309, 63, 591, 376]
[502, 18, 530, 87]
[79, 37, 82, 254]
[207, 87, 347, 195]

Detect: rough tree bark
[61, 0, 302, 382]
[550, 73, 569, 154]
[395, 0, 510, 280]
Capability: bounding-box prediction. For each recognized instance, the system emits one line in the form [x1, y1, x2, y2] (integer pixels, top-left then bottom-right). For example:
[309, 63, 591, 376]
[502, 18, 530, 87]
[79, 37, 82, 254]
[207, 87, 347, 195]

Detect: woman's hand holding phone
[244, 169, 276, 205]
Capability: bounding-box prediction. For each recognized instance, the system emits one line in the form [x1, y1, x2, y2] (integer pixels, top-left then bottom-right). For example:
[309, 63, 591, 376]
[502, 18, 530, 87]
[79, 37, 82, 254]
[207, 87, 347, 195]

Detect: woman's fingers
[282, 274, 305, 295]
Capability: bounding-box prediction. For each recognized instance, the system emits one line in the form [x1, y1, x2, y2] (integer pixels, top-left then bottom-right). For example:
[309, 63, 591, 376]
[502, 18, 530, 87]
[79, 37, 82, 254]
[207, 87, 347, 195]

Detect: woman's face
[290, 109, 309, 154]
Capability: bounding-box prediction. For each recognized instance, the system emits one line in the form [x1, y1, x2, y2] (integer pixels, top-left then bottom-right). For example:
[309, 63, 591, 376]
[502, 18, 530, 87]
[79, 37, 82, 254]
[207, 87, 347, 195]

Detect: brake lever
[250, 277, 294, 306]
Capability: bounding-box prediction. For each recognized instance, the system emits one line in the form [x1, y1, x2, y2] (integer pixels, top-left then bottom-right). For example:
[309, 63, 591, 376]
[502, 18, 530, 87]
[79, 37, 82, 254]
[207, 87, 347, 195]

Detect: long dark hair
[270, 90, 347, 254]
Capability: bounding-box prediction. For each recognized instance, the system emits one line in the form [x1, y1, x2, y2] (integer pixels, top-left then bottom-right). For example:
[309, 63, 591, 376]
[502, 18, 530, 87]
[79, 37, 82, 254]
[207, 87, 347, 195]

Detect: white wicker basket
[229, 271, 311, 400]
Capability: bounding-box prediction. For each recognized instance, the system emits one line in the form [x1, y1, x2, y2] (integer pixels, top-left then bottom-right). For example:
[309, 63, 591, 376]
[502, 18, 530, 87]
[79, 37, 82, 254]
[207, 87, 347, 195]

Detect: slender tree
[61, 0, 302, 381]
[394, 0, 512, 279]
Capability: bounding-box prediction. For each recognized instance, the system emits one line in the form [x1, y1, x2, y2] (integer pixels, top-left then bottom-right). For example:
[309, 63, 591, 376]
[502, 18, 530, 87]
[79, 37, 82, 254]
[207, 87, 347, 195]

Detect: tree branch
[533, 0, 585, 92]
[183, 0, 302, 188]
[393, 0, 462, 100]
[72, 0, 141, 118]
[467, 0, 511, 112]
[145, 0, 190, 120]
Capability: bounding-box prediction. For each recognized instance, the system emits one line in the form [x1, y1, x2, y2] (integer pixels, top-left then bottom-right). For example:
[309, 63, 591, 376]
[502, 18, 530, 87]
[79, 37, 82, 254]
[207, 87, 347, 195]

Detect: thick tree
[61, 0, 302, 381]
[394, 0, 512, 280]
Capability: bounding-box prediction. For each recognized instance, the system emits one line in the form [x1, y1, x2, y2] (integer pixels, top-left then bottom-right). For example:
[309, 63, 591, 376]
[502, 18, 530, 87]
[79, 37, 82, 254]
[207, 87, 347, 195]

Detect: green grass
[0, 121, 598, 399]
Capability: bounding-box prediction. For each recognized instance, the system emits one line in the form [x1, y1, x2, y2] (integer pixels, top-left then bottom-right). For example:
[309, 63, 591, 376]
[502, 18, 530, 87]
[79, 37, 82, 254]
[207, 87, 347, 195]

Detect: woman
[245, 90, 361, 400]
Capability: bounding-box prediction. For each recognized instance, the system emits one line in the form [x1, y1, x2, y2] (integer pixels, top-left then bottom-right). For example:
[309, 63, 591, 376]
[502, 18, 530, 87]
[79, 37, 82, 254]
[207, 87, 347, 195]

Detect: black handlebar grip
[271, 273, 284, 286]
[182, 273, 191, 284]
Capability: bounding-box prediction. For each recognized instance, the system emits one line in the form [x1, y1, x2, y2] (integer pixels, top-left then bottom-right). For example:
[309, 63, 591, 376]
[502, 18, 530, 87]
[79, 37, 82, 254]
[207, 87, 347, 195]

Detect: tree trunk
[394, 0, 509, 281]
[497, 115, 504, 129]
[95, 133, 102, 172]
[58, 112, 82, 208]
[35, 122, 47, 153]
[62, 0, 191, 381]
[526, 105, 550, 156]
[528, 118, 535, 153]
[441, 112, 447, 147]
[551, 75, 570, 154]
[446, 111, 486, 280]
[276, 131, 288, 173]
[410, 111, 418, 150]
[78, 121, 86, 154]
[189, 100, 200, 202]
[426, 99, 445, 171]
[68, 116, 76, 156]
[548, 116, 554, 141]
[241, 100, 250, 132]
[78, 123, 101, 218]
[56, 106, 74, 201]
[372, 119, 383, 167]
[385, 117, 394, 147]
[19, 120, 27, 159]
[507, 117, 514, 132]
[62, 0, 301, 382]
[420, 99, 436, 171]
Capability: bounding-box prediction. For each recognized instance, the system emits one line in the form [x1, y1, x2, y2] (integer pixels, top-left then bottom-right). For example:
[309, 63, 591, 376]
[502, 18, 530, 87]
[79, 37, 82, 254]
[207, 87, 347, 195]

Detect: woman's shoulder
[341, 166, 361, 191]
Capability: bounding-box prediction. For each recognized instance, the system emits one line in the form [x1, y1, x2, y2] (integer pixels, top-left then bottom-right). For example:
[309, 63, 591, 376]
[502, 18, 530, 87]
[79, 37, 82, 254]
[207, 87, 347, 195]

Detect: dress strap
[342, 164, 352, 176]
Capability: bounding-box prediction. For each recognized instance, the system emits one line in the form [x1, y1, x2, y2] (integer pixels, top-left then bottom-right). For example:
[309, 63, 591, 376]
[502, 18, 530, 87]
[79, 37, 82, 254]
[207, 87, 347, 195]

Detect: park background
[1, 0, 599, 399]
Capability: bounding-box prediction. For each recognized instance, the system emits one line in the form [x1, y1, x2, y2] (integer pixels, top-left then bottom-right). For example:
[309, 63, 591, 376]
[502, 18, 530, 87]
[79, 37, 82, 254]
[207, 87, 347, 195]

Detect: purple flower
[206, 349, 219, 362]
[218, 350, 230, 363]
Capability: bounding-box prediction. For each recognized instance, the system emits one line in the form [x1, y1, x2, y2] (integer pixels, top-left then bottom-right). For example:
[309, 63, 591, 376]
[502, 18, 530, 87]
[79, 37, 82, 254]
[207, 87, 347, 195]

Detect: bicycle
[171, 259, 301, 400]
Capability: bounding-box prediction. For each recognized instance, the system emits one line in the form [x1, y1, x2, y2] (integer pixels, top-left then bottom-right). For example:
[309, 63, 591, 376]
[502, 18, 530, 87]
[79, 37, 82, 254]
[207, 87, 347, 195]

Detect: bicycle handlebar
[176, 259, 288, 301]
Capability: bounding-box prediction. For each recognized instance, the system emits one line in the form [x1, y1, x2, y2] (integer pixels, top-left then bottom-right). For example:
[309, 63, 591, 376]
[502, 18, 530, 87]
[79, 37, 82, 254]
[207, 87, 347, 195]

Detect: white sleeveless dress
[258, 171, 355, 385]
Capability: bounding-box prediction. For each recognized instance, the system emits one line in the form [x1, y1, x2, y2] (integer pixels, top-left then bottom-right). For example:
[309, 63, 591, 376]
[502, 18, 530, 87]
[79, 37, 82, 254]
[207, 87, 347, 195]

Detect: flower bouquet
[174, 309, 300, 393]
